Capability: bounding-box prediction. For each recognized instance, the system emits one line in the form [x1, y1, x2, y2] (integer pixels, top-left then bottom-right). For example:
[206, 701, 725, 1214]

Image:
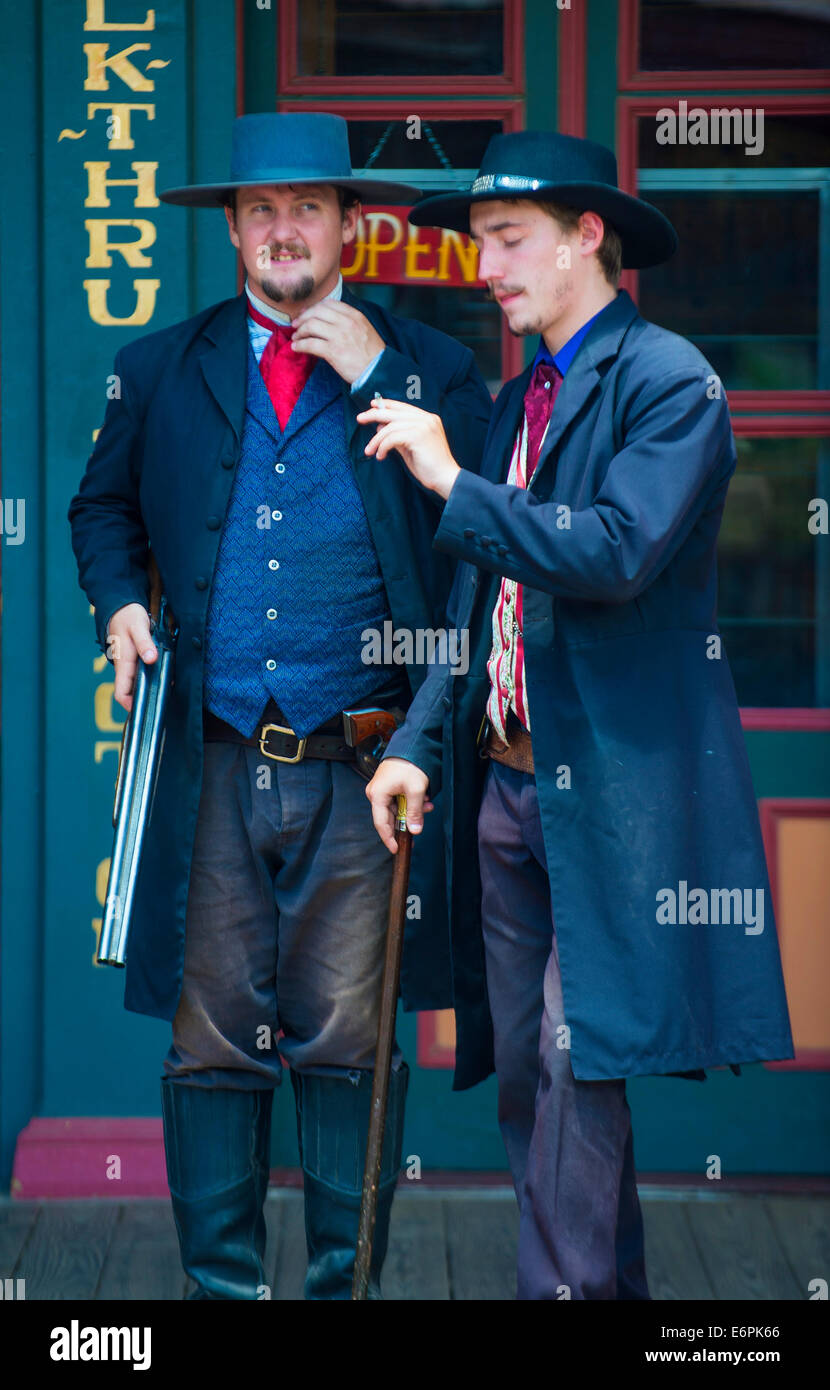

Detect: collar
[532, 295, 618, 377]
[245, 274, 343, 326]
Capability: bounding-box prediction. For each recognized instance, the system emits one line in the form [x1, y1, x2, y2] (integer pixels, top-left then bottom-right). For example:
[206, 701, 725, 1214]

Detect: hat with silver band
[159, 112, 420, 207]
[409, 130, 677, 270]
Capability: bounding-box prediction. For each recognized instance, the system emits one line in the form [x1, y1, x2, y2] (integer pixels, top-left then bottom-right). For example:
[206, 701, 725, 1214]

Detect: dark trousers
[163, 741, 399, 1086]
[478, 759, 650, 1301]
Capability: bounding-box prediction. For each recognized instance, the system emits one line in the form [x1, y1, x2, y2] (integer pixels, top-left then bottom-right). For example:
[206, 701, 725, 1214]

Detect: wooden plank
[688, 1197, 803, 1300]
[766, 1197, 830, 1300]
[445, 1195, 518, 1301]
[641, 1200, 717, 1300]
[0, 1201, 40, 1276]
[95, 1201, 186, 1301]
[16, 1201, 119, 1300]
[272, 1192, 306, 1300]
[383, 1192, 450, 1301]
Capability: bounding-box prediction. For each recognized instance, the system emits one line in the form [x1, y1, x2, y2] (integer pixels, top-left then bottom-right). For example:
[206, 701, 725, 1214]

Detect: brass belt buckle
[259, 722, 307, 764]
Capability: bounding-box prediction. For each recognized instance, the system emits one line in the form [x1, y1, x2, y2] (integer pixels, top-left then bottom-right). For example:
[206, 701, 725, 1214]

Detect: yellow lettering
[94, 682, 125, 732]
[361, 212, 403, 278]
[84, 161, 158, 207]
[84, 278, 161, 326]
[86, 219, 157, 268]
[85, 1, 155, 30]
[436, 230, 479, 284]
[87, 102, 155, 150]
[94, 741, 122, 761]
[84, 42, 155, 92]
[95, 859, 112, 906]
[403, 224, 435, 280]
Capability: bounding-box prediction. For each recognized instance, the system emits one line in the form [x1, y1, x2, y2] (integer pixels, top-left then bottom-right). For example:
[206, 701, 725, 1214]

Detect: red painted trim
[730, 416, 830, 437]
[278, 97, 525, 127]
[11, 1119, 169, 1199]
[759, 797, 830, 1072]
[728, 392, 830, 414]
[617, 0, 830, 94]
[278, 0, 524, 96]
[557, 0, 586, 138]
[740, 709, 830, 732]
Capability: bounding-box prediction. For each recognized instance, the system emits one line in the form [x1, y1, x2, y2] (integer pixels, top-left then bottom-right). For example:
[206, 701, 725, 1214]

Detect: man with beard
[363, 130, 794, 1300]
[68, 113, 492, 1299]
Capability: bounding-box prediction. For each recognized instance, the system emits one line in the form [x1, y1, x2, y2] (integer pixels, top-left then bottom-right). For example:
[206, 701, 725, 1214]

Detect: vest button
[275, 463, 285, 474]
[221, 455, 236, 469]
[206, 516, 221, 530]
[194, 576, 208, 590]
[265, 659, 277, 671]
[192, 636, 202, 650]
[266, 608, 277, 620]
[272, 510, 282, 521]
[268, 559, 280, 570]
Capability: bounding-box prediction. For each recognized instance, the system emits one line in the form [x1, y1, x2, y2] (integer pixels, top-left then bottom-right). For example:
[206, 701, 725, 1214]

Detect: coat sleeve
[350, 337, 492, 495]
[381, 644, 452, 796]
[431, 366, 736, 603]
[67, 346, 151, 658]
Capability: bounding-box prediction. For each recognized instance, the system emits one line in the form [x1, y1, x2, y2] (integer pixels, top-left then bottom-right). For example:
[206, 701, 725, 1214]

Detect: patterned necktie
[248, 301, 316, 430]
[523, 360, 563, 479]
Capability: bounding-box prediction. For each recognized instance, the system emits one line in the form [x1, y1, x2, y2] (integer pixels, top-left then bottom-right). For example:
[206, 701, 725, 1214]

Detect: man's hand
[290, 301, 385, 385]
[365, 757, 434, 854]
[355, 398, 461, 498]
[107, 602, 157, 713]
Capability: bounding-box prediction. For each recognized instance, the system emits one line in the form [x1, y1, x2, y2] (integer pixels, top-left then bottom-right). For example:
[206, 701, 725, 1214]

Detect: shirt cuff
[350, 349, 385, 394]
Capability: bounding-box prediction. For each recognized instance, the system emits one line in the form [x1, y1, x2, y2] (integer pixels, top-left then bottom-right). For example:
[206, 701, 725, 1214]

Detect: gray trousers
[478, 759, 650, 1301]
[163, 741, 398, 1089]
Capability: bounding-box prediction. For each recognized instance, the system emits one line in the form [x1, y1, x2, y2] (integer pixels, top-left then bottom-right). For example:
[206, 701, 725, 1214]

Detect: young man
[364, 130, 794, 1300]
[68, 112, 492, 1300]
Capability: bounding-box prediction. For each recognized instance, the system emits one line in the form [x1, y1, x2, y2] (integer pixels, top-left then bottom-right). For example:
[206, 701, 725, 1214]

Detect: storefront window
[639, 0, 830, 73]
[296, 0, 505, 78]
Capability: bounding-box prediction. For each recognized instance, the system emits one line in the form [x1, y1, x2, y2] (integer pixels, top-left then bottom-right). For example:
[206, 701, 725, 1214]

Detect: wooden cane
[352, 794, 412, 1300]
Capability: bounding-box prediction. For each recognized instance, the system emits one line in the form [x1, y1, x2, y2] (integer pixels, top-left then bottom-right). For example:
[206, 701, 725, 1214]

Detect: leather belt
[203, 700, 355, 765]
[484, 709, 535, 775]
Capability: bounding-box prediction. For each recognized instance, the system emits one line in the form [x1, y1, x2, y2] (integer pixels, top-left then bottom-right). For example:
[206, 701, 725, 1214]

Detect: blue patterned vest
[203, 344, 392, 737]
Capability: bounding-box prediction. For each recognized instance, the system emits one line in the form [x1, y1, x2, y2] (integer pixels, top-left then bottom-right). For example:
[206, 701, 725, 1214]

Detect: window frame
[618, 0, 830, 94]
[277, 0, 525, 96]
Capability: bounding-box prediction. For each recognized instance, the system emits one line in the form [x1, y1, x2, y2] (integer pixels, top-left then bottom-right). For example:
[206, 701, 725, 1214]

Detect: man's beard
[258, 266, 315, 303]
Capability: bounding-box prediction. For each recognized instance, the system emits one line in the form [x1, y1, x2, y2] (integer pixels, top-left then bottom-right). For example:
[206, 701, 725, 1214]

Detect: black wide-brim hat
[409, 130, 677, 269]
[159, 112, 420, 207]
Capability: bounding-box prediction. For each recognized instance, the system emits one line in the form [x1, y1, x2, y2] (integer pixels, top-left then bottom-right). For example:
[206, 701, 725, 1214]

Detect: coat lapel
[198, 290, 249, 444]
[482, 369, 531, 484]
[529, 290, 640, 491]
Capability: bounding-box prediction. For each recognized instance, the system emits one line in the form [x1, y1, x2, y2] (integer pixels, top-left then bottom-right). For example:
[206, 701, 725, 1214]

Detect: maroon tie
[248, 300, 316, 430]
[523, 360, 563, 479]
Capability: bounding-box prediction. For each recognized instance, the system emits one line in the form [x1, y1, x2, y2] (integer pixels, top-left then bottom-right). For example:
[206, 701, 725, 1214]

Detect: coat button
[194, 576, 208, 590]
[496, 544, 508, 557]
[481, 536, 492, 548]
[206, 516, 221, 530]
[463, 528, 475, 539]
[221, 455, 236, 469]
[192, 636, 202, 650]
[442, 695, 452, 709]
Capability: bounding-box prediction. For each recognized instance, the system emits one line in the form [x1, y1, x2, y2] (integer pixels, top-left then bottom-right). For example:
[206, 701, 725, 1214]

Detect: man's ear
[341, 200, 361, 248]
[224, 204, 240, 249]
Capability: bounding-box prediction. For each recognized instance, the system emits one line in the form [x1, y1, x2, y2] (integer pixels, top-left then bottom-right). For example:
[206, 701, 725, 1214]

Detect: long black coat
[385, 290, 795, 1089]
[68, 285, 492, 1023]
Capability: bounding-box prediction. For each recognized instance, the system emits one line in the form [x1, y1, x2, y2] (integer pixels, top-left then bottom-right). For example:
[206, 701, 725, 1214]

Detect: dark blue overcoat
[68, 285, 492, 1028]
[386, 290, 795, 1088]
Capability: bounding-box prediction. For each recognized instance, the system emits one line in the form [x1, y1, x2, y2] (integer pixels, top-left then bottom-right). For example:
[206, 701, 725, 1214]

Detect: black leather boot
[291, 1063, 409, 1300]
[160, 1078, 274, 1300]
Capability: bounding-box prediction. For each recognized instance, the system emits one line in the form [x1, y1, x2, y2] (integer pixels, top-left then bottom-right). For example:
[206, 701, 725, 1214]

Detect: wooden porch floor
[1, 1187, 827, 1300]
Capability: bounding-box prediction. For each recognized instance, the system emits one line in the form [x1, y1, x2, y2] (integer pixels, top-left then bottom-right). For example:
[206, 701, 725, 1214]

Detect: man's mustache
[485, 283, 524, 301]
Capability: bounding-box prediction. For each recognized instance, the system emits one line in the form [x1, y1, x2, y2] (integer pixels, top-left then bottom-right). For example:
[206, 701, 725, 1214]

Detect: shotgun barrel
[97, 595, 178, 967]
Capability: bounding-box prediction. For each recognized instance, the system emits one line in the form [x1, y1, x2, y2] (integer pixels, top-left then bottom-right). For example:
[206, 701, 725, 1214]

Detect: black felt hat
[409, 130, 677, 269]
